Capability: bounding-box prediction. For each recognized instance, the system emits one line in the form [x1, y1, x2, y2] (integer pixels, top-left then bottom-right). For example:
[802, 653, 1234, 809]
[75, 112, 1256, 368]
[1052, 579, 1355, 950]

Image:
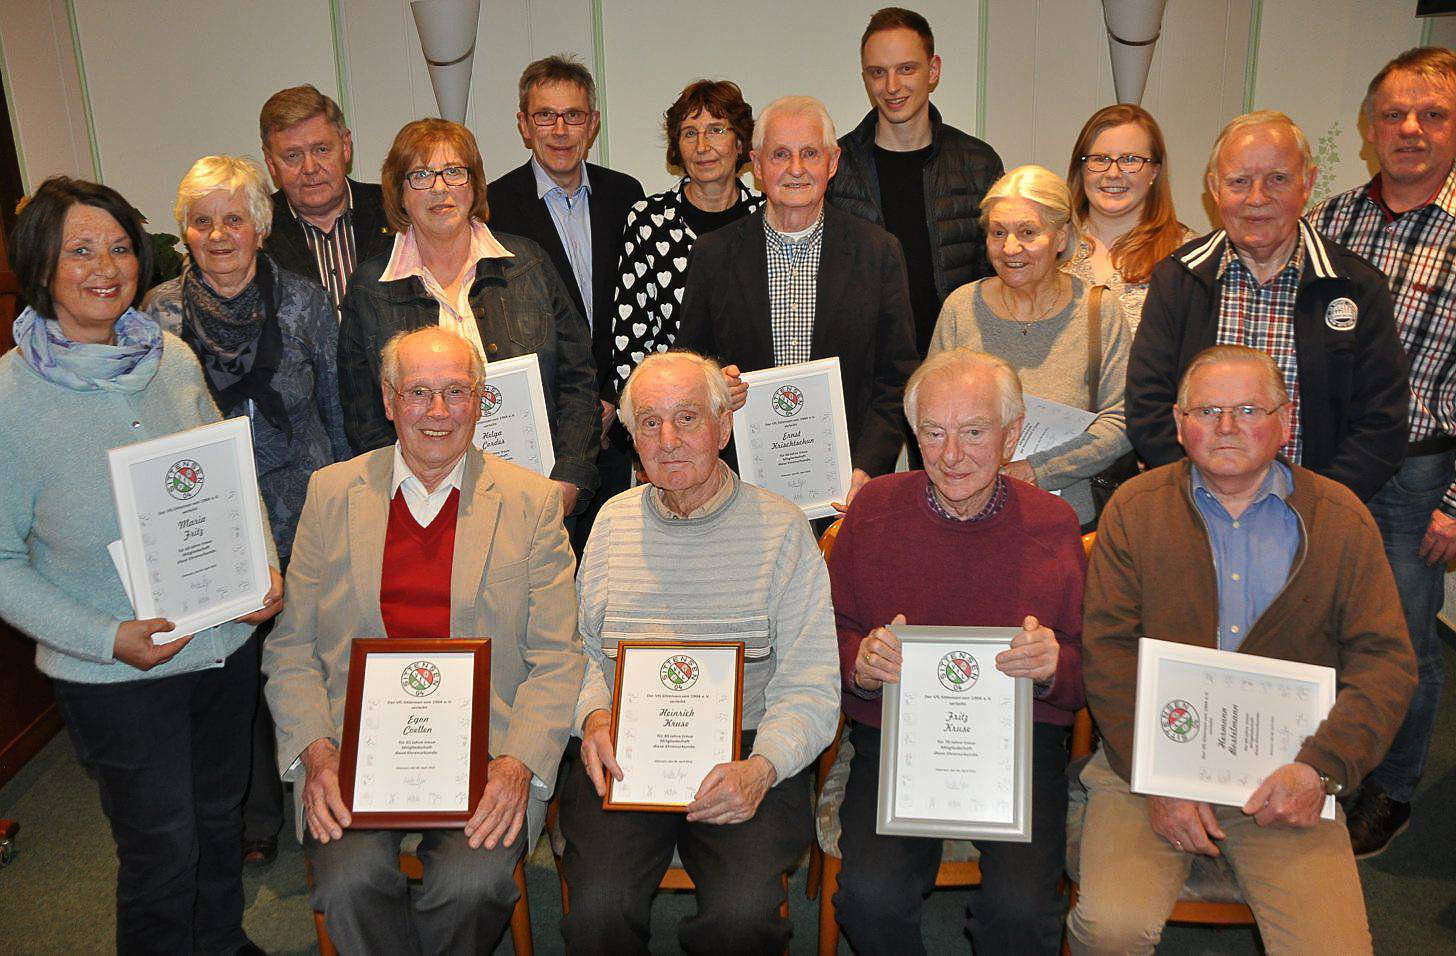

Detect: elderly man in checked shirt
[1126, 109, 1409, 506]
[1309, 46, 1456, 858]
[677, 95, 919, 510]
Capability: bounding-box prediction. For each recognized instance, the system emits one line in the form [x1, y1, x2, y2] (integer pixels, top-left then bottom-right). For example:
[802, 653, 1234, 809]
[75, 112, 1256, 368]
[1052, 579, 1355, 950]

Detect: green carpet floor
[2, 636, 1451, 953]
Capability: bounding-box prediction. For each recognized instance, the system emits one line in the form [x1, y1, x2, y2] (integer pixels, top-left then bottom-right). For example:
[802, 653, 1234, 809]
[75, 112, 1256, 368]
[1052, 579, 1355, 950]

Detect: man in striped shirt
[1309, 46, 1456, 859]
[259, 85, 393, 312]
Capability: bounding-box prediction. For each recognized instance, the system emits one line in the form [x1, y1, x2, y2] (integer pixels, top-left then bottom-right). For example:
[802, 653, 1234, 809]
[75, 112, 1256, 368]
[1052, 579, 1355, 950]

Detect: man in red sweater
[827, 347, 1086, 954]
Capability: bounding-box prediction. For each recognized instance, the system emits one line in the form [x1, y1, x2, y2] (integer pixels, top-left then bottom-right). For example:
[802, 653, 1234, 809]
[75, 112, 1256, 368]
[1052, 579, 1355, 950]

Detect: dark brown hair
[663, 80, 754, 172]
[10, 176, 153, 319]
[861, 7, 934, 57]
[1066, 104, 1184, 285]
[379, 119, 490, 234]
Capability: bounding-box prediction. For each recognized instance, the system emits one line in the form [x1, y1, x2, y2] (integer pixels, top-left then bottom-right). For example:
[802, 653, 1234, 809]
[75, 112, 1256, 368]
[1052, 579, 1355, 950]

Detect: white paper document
[733, 358, 852, 519]
[608, 643, 742, 809]
[472, 353, 555, 477]
[351, 651, 476, 814]
[1131, 638, 1336, 820]
[1014, 395, 1097, 460]
[108, 418, 271, 640]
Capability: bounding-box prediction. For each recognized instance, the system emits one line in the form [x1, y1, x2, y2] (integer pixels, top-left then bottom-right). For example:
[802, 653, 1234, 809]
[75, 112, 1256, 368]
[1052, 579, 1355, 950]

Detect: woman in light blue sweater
[0, 177, 280, 954]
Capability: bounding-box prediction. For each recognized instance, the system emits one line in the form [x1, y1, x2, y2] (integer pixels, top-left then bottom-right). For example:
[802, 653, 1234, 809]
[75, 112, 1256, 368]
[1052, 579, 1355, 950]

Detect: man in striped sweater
[557, 350, 840, 955]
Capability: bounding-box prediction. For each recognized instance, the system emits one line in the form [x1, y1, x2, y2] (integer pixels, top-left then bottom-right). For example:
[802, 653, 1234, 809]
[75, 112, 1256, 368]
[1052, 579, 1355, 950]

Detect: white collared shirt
[390, 444, 467, 527]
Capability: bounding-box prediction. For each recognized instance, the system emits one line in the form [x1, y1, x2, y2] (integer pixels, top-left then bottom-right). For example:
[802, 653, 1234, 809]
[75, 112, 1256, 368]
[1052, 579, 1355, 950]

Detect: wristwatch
[1314, 768, 1343, 796]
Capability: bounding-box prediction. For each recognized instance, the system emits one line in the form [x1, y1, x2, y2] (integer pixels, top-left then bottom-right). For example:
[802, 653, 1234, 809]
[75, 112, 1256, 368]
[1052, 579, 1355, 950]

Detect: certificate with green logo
[734, 358, 851, 519]
[339, 638, 491, 829]
[471, 352, 554, 477]
[878, 626, 1032, 841]
[1131, 638, 1336, 819]
[107, 416, 271, 640]
[605, 641, 744, 812]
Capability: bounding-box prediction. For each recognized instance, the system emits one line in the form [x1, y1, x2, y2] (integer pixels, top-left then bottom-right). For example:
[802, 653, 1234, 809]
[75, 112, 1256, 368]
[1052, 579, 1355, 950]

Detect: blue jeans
[1365, 449, 1454, 802]
[53, 634, 258, 955]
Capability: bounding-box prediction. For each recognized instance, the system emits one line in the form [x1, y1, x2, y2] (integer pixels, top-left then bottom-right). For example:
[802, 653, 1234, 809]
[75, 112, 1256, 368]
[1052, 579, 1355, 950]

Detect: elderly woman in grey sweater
[0, 177, 280, 953]
[928, 164, 1130, 527]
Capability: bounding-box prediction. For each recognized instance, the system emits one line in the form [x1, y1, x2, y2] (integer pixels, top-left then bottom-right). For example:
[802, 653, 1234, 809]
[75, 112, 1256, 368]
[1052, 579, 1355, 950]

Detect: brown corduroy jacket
[1084, 459, 1416, 792]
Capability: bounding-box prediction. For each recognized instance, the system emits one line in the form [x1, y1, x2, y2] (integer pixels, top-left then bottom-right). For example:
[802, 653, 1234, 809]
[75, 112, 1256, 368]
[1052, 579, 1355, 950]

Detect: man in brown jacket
[1068, 345, 1416, 955]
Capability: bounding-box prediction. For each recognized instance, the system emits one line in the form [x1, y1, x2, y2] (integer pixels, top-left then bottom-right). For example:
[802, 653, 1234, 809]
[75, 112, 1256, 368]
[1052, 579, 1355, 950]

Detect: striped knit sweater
[574, 471, 840, 780]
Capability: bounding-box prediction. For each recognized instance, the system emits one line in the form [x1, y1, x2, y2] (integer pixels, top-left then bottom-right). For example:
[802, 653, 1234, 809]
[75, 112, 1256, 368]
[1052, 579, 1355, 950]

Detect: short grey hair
[173, 155, 274, 237]
[904, 349, 1025, 428]
[619, 350, 731, 436]
[1176, 344, 1288, 409]
[979, 164, 1079, 264]
[517, 54, 597, 113]
[379, 326, 485, 389]
[752, 95, 837, 153]
[1207, 110, 1312, 179]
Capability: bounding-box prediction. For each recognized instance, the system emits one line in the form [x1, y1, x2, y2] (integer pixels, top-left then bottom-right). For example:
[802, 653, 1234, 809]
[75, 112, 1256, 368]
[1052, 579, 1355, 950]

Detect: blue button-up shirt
[532, 156, 594, 329]
[1190, 461, 1300, 651]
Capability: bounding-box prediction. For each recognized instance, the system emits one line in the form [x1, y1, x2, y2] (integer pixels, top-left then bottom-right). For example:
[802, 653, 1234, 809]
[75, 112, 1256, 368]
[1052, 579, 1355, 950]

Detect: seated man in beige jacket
[263, 326, 582, 953]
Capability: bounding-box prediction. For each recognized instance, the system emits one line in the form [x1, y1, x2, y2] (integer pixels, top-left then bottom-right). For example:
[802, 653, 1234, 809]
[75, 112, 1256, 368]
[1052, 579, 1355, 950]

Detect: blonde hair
[173, 155, 273, 236]
[980, 165, 1079, 263]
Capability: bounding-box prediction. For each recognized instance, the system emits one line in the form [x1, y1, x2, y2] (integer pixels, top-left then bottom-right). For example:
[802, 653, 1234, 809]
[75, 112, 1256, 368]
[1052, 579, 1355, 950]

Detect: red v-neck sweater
[826, 471, 1087, 728]
[380, 487, 459, 639]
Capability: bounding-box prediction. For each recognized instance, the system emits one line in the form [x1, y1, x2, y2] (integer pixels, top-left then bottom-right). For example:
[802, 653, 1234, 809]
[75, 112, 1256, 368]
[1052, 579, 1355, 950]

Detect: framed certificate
[338, 638, 491, 829]
[604, 641, 745, 812]
[107, 416, 271, 640]
[1131, 638, 1337, 820]
[472, 353, 556, 477]
[878, 627, 1032, 841]
[733, 358, 852, 519]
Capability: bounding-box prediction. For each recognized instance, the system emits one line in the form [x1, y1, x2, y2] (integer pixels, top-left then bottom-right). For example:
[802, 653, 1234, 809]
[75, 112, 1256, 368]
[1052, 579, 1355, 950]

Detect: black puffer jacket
[827, 105, 1003, 302]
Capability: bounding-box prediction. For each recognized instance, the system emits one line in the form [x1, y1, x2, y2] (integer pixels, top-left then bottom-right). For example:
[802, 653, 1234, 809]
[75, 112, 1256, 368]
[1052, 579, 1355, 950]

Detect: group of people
[0, 3, 1450, 953]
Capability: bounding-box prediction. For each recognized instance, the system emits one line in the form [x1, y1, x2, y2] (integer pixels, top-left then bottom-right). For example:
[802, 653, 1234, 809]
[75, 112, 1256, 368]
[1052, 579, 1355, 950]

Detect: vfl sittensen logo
[1160, 699, 1199, 743]
[770, 384, 805, 418]
[938, 651, 979, 691]
[660, 654, 700, 691]
[480, 384, 504, 419]
[165, 459, 205, 500]
[401, 660, 442, 698]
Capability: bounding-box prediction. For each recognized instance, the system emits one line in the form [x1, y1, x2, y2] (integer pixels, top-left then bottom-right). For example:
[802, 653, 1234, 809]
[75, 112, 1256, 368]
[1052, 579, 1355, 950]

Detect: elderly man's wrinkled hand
[1242, 762, 1324, 828]
[1420, 509, 1456, 566]
[722, 365, 748, 412]
[995, 615, 1059, 683]
[685, 755, 777, 824]
[465, 755, 531, 850]
[237, 566, 284, 625]
[301, 738, 351, 843]
[855, 613, 906, 691]
[553, 480, 581, 518]
[1147, 795, 1225, 856]
[580, 709, 624, 798]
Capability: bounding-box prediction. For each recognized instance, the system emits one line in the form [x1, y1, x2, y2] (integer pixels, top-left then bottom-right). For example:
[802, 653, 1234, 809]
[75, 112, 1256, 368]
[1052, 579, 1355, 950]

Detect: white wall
[5, 1, 1441, 232]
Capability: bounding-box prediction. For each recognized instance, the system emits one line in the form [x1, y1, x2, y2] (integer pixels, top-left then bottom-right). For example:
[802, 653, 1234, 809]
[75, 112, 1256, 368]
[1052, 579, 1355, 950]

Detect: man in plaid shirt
[1309, 47, 1456, 859]
[1127, 111, 1408, 504]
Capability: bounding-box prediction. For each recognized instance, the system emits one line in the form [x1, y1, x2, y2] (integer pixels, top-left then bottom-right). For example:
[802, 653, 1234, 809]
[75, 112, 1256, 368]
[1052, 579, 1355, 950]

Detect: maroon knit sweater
[827, 471, 1086, 728]
[380, 488, 458, 639]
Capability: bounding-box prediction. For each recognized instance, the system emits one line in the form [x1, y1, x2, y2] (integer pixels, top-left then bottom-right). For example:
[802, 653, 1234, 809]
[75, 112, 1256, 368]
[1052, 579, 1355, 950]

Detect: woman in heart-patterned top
[609, 79, 763, 398]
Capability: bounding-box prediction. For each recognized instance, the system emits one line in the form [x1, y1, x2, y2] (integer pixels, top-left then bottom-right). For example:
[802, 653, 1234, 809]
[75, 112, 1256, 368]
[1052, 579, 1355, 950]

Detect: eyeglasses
[1080, 153, 1155, 174]
[391, 383, 478, 408]
[529, 109, 590, 127]
[679, 125, 733, 144]
[1179, 402, 1286, 423]
[405, 165, 471, 190]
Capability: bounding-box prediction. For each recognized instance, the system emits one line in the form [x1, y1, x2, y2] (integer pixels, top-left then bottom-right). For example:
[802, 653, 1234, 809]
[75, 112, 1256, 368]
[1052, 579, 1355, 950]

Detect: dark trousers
[53, 633, 259, 955]
[305, 825, 523, 955]
[242, 617, 283, 842]
[1366, 449, 1455, 801]
[558, 733, 812, 955]
[835, 719, 1069, 955]
[571, 440, 632, 556]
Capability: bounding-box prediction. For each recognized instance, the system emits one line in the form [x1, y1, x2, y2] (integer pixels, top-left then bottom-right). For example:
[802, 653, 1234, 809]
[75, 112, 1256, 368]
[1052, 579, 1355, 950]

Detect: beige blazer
[262, 446, 582, 840]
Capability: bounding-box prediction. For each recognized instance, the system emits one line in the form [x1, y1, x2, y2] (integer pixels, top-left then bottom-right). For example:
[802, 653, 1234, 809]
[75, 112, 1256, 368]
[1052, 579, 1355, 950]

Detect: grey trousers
[306, 826, 522, 955]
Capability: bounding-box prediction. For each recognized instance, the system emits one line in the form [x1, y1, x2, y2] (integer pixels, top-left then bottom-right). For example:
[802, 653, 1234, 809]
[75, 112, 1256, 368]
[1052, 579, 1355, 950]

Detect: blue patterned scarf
[12, 305, 162, 393]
